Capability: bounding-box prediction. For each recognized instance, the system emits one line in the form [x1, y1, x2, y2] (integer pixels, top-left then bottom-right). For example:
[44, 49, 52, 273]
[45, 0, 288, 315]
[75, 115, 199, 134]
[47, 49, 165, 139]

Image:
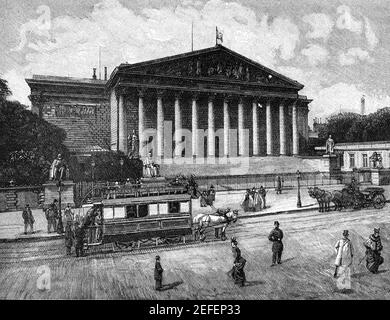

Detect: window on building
[126, 205, 137, 218]
[168, 201, 180, 214]
[362, 154, 368, 167]
[349, 153, 355, 168]
[138, 204, 148, 218]
[339, 154, 344, 167]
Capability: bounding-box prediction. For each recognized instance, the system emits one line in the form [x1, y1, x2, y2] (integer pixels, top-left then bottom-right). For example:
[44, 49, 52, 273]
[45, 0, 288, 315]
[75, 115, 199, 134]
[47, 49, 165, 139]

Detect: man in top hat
[334, 230, 354, 278]
[154, 255, 164, 291]
[74, 221, 85, 257]
[268, 221, 284, 266]
[22, 204, 35, 234]
[364, 227, 384, 274]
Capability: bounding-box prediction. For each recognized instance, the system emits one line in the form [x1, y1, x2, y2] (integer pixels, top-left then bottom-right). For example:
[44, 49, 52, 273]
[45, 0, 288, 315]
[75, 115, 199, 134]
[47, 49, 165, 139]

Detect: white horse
[193, 209, 239, 241]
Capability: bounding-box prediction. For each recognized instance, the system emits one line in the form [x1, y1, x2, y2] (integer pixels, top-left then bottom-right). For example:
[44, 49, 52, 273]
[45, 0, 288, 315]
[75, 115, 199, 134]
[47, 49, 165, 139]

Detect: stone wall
[42, 98, 110, 154]
[0, 186, 44, 212]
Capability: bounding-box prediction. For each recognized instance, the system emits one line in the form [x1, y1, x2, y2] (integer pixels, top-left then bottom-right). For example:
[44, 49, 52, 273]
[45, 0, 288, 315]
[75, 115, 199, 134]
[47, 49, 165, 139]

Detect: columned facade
[156, 91, 164, 159]
[223, 96, 230, 158]
[207, 95, 215, 158]
[266, 99, 272, 156]
[191, 94, 198, 158]
[279, 101, 286, 156]
[106, 44, 312, 162]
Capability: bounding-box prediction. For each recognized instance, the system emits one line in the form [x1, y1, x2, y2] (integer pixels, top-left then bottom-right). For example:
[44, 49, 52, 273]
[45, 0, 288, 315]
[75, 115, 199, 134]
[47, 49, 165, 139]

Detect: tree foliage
[0, 99, 69, 186]
[318, 108, 390, 144]
[0, 78, 11, 100]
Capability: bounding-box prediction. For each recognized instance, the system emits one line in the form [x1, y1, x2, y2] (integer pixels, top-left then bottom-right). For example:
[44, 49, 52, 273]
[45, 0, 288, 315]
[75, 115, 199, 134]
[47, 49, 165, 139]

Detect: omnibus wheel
[373, 194, 386, 209]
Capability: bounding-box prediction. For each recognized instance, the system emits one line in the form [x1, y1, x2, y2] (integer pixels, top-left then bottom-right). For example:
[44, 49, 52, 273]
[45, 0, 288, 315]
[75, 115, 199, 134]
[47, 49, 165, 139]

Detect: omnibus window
[149, 204, 158, 216]
[168, 202, 180, 214]
[138, 204, 148, 218]
[114, 206, 126, 219]
[180, 201, 189, 213]
[126, 205, 137, 218]
[159, 203, 168, 214]
[103, 207, 114, 219]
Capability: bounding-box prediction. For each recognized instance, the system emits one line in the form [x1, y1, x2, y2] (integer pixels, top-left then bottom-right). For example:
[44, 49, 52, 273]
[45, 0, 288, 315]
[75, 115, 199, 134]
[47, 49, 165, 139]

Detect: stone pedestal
[370, 168, 390, 185]
[43, 181, 75, 208]
[322, 154, 340, 174]
[140, 177, 168, 188]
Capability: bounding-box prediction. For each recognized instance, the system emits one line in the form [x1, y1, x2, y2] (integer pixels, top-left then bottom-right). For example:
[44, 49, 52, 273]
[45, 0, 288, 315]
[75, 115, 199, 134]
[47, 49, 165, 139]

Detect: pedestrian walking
[275, 176, 283, 194]
[64, 222, 74, 255]
[268, 221, 284, 266]
[51, 199, 59, 231]
[45, 206, 54, 233]
[364, 228, 384, 274]
[74, 221, 85, 257]
[333, 230, 354, 278]
[229, 237, 246, 287]
[63, 204, 74, 226]
[154, 255, 164, 291]
[22, 204, 34, 234]
[259, 186, 267, 208]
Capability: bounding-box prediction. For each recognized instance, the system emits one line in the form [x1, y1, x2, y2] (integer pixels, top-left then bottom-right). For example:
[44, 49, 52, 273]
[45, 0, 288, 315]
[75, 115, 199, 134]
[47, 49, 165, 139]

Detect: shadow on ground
[158, 281, 184, 291]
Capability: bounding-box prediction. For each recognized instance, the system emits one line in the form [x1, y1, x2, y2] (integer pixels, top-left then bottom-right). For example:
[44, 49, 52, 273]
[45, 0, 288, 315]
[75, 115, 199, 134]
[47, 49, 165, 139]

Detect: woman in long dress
[241, 189, 253, 212]
[252, 188, 262, 211]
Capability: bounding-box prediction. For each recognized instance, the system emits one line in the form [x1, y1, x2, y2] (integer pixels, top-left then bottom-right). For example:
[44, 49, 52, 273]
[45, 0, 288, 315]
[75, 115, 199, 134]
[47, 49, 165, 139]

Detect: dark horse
[308, 187, 343, 212]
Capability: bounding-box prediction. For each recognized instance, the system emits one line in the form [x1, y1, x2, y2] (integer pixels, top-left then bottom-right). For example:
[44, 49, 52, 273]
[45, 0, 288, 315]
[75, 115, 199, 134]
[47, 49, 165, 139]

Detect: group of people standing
[334, 227, 384, 279]
[241, 186, 267, 212]
[200, 185, 216, 207]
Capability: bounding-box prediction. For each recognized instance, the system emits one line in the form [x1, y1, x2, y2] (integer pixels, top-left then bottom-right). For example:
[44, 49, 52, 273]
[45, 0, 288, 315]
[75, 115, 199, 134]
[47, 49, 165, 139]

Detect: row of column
[137, 92, 300, 158]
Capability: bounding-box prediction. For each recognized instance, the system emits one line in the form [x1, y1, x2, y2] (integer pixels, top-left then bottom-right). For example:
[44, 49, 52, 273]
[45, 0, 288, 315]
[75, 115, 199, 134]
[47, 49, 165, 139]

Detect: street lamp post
[296, 170, 302, 208]
[56, 179, 64, 234]
[119, 158, 124, 182]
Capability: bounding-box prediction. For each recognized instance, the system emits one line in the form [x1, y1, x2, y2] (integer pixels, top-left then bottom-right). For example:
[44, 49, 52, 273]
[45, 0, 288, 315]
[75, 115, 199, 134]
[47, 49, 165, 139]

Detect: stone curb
[0, 205, 319, 243]
[0, 234, 63, 243]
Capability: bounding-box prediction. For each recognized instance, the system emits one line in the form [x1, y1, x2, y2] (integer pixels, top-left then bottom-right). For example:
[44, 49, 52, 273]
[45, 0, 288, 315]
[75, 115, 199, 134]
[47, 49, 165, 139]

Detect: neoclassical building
[27, 44, 313, 176]
[106, 45, 311, 162]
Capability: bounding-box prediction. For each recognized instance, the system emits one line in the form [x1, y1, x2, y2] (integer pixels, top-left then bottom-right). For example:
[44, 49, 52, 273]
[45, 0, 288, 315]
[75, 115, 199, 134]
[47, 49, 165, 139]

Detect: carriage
[79, 193, 193, 250]
[341, 186, 386, 210]
[308, 185, 387, 212]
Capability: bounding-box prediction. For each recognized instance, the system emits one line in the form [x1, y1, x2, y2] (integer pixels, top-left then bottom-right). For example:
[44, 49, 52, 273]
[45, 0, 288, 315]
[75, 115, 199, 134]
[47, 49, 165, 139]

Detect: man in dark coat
[74, 222, 85, 257]
[364, 228, 384, 274]
[268, 221, 284, 266]
[154, 255, 164, 291]
[229, 237, 246, 286]
[51, 199, 59, 231]
[22, 204, 34, 234]
[64, 222, 74, 255]
[275, 176, 283, 194]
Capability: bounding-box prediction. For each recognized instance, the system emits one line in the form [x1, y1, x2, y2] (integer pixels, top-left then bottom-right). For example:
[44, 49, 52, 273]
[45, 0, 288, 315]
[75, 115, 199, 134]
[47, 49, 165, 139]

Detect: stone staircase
[159, 156, 325, 178]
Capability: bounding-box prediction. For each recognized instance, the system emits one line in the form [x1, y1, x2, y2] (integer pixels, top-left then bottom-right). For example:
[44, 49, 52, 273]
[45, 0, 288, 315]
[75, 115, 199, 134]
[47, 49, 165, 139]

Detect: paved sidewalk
[1, 184, 389, 242]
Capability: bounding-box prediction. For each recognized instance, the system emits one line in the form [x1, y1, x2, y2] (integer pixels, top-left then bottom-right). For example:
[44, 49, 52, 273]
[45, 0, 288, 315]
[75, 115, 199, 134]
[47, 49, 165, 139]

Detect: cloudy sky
[1, 0, 389, 125]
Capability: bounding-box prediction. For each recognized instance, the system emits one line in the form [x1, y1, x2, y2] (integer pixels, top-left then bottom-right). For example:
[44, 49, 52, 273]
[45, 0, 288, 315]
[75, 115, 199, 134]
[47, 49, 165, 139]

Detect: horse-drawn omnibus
[79, 193, 193, 250]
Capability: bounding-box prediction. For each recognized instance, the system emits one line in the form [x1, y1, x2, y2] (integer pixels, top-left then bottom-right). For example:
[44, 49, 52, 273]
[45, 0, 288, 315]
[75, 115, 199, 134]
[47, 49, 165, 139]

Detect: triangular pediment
[119, 45, 303, 89]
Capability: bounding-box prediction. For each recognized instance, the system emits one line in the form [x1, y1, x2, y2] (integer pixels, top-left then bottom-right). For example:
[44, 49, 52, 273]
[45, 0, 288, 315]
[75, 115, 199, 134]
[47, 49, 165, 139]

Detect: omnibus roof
[101, 193, 192, 206]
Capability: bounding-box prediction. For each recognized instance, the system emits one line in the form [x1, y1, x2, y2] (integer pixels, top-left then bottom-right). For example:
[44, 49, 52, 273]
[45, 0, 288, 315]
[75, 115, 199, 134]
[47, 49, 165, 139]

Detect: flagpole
[216, 26, 218, 46]
[191, 21, 194, 52]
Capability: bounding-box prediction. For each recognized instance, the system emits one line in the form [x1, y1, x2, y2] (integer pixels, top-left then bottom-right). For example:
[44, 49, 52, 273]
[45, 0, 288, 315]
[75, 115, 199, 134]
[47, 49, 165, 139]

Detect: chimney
[104, 67, 108, 81]
[92, 68, 97, 80]
[361, 95, 365, 115]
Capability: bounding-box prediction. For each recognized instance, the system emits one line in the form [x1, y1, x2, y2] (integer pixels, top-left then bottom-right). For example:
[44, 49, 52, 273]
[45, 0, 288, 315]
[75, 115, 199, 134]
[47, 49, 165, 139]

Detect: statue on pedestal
[49, 154, 67, 181]
[127, 130, 139, 159]
[325, 135, 335, 154]
[143, 152, 160, 178]
[370, 152, 383, 169]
